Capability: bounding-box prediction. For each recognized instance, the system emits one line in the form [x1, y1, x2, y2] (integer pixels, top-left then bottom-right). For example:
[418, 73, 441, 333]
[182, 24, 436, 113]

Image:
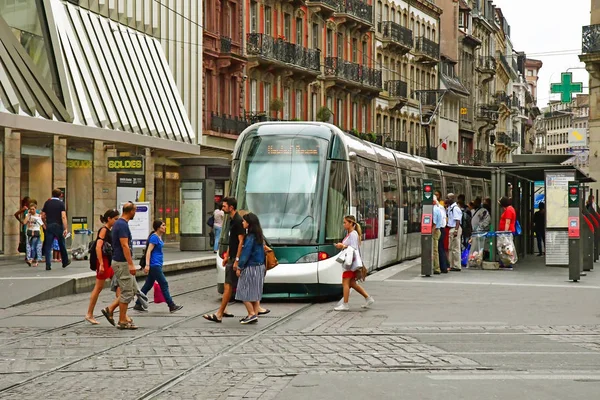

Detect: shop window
[66, 150, 93, 242]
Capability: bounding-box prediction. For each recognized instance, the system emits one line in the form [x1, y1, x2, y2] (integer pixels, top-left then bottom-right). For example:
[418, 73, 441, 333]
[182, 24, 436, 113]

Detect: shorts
[225, 261, 238, 287]
[342, 270, 356, 279]
[96, 257, 114, 281]
[113, 261, 136, 303]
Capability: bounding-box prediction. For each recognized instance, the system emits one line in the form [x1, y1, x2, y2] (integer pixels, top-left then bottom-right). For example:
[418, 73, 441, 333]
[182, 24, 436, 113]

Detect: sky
[492, 0, 591, 108]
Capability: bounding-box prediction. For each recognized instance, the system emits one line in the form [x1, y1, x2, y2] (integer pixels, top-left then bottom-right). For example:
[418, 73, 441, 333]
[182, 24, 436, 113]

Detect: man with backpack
[457, 194, 472, 249]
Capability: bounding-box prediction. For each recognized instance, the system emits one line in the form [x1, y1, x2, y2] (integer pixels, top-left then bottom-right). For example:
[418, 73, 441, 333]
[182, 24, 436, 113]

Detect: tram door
[352, 161, 380, 271]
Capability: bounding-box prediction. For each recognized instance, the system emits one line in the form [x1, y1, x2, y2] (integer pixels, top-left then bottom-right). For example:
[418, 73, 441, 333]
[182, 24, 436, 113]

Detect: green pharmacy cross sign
[551, 72, 583, 103]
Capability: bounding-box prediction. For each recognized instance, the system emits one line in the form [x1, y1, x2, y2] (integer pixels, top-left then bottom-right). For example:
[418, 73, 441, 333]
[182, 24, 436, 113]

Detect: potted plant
[367, 132, 377, 143]
[269, 98, 284, 119]
[316, 106, 332, 122]
[350, 128, 359, 137]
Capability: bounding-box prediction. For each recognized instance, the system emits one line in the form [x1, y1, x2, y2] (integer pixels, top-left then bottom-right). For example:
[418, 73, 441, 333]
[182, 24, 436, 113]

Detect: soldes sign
[108, 157, 144, 172]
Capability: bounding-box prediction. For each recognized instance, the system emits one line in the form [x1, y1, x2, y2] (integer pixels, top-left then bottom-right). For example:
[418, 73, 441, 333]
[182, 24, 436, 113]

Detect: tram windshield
[232, 133, 327, 244]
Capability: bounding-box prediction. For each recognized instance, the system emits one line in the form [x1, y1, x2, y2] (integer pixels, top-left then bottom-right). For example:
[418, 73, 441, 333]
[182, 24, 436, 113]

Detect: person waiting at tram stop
[498, 196, 518, 270]
[432, 195, 447, 275]
[333, 215, 374, 311]
[533, 202, 546, 257]
[446, 194, 463, 272]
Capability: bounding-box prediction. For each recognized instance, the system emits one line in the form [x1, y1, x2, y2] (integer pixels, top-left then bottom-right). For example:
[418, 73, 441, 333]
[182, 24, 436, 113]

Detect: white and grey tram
[216, 122, 490, 298]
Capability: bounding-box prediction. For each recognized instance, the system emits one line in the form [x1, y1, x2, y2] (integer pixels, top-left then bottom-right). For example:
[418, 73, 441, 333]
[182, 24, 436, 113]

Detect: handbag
[264, 244, 279, 270]
[153, 282, 166, 304]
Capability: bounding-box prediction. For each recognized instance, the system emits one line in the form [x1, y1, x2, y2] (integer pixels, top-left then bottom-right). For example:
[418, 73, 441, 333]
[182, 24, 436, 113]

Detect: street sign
[568, 129, 586, 147]
[550, 72, 583, 103]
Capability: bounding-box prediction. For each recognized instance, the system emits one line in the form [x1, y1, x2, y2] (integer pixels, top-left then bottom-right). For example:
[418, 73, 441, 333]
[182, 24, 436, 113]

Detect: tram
[216, 122, 490, 298]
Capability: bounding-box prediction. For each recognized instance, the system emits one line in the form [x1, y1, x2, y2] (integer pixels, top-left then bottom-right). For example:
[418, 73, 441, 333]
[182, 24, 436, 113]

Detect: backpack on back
[461, 208, 472, 237]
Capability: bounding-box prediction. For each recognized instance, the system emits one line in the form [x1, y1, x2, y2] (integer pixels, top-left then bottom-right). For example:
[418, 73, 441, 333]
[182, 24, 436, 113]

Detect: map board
[180, 182, 203, 235]
[119, 202, 151, 248]
[545, 171, 575, 228]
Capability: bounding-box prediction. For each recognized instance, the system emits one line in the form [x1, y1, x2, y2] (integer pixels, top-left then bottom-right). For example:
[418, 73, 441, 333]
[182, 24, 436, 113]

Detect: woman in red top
[85, 209, 120, 325]
[499, 197, 517, 232]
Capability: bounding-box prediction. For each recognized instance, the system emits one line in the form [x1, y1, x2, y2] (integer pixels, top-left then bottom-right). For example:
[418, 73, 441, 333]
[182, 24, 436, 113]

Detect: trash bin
[72, 229, 93, 260]
[496, 231, 518, 266]
[468, 231, 487, 269]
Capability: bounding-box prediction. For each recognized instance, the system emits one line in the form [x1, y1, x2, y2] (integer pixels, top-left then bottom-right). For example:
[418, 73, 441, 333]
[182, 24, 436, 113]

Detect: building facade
[0, 0, 201, 253]
[374, 0, 441, 158]
[580, 1, 600, 191]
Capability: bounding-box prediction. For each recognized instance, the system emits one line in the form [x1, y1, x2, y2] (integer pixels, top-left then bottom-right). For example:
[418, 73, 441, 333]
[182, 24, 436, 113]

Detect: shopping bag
[461, 244, 471, 267]
[514, 220, 522, 236]
[153, 282, 166, 304]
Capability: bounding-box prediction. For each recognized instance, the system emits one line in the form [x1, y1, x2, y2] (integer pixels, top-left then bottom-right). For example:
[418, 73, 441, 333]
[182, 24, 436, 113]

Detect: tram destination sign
[108, 156, 144, 172]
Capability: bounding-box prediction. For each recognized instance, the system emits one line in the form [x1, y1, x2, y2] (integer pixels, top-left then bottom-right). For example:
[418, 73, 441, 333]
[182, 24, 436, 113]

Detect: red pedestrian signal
[425, 185, 431, 192]
[570, 187, 577, 195]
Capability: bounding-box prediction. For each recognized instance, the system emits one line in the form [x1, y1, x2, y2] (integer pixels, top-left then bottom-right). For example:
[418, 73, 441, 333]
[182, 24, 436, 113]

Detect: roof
[459, 0, 471, 10]
[0, 0, 196, 145]
[440, 73, 470, 97]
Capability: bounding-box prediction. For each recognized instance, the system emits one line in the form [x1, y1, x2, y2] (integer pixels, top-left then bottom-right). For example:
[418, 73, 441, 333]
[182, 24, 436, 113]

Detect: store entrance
[155, 165, 181, 243]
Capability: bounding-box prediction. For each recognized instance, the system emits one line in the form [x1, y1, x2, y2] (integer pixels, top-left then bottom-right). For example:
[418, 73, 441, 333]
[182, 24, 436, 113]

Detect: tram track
[0, 282, 221, 395]
[0, 278, 218, 349]
[135, 302, 316, 400]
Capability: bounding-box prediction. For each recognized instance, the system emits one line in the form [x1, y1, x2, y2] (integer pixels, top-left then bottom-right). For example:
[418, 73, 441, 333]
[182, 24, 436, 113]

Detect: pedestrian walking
[14, 196, 31, 256]
[23, 201, 43, 267]
[234, 213, 266, 324]
[533, 202, 546, 256]
[334, 215, 374, 311]
[85, 209, 121, 325]
[110, 202, 138, 329]
[213, 204, 225, 254]
[447, 193, 463, 271]
[41, 189, 70, 270]
[133, 220, 183, 313]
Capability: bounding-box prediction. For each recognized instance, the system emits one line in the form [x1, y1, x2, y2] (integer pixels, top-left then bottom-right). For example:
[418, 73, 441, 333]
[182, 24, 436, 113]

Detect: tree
[270, 98, 284, 119]
[316, 106, 332, 122]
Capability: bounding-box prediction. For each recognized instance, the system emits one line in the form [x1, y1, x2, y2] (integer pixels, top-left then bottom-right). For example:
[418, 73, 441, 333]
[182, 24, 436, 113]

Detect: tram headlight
[296, 252, 329, 263]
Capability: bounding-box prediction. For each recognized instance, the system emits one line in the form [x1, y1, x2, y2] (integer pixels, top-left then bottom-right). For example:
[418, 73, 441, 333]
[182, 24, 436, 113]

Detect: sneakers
[240, 315, 258, 324]
[334, 303, 349, 311]
[361, 297, 375, 309]
[169, 304, 183, 313]
[133, 304, 148, 312]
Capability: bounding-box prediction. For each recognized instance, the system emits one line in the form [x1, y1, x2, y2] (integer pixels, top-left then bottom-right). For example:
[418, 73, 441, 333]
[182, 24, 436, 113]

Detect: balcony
[324, 57, 383, 92]
[306, 0, 339, 17]
[246, 33, 320, 75]
[496, 133, 512, 148]
[210, 112, 250, 135]
[473, 149, 491, 165]
[511, 130, 520, 145]
[220, 36, 232, 53]
[418, 146, 438, 160]
[384, 80, 408, 110]
[476, 104, 499, 122]
[413, 36, 440, 64]
[334, 0, 373, 31]
[476, 56, 496, 83]
[385, 140, 409, 153]
[582, 24, 600, 53]
[458, 152, 475, 165]
[379, 21, 413, 54]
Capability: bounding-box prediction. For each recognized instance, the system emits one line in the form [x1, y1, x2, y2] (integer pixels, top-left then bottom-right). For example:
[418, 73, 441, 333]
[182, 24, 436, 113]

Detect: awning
[440, 73, 470, 97]
[434, 163, 594, 183]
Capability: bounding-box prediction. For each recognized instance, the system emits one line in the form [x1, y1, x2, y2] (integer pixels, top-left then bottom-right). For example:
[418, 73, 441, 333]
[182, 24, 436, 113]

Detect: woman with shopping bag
[133, 220, 183, 313]
[497, 197, 518, 270]
[333, 215, 374, 311]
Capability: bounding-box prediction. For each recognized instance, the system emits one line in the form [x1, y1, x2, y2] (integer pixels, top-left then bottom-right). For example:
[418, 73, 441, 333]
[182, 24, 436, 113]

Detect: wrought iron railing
[324, 57, 383, 88]
[220, 36, 232, 53]
[478, 56, 496, 71]
[337, 0, 373, 24]
[458, 152, 474, 165]
[583, 24, 600, 53]
[473, 149, 491, 165]
[380, 21, 413, 48]
[384, 140, 408, 153]
[386, 80, 408, 98]
[414, 36, 440, 60]
[418, 146, 438, 160]
[210, 112, 249, 134]
[246, 33, 321, 72]
[476, 104, 499, 121]
[307, 0, 339, 10]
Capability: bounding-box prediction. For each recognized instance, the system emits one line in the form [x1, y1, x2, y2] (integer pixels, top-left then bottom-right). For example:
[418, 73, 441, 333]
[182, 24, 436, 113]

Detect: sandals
[116, 321, 138, 330]
[223, 312, 234, 318]
[101, 308, 115, 326]
[203, 313, 222, 323]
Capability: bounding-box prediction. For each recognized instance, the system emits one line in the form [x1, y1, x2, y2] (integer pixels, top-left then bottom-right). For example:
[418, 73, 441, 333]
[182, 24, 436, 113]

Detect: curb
[14, 257, 217, 307]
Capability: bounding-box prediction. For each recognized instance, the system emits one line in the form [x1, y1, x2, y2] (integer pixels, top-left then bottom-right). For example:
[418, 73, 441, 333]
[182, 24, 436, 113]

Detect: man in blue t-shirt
[111, 202, 138, 329]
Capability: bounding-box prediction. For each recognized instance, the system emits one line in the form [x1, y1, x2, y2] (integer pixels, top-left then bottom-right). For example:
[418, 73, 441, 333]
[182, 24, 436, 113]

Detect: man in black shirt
[204, 197, 244, 322]
[533, 202, 546, 256]
[41, 189, 70, 270]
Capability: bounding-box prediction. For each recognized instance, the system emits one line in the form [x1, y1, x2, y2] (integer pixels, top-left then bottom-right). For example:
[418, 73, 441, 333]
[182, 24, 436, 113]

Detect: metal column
[421, 180, 434, 277]
[568, 181, 582, 282]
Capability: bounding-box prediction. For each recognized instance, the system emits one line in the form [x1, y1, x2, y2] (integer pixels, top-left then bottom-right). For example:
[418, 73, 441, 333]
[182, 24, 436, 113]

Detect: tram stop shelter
[436, 154, 595, 264]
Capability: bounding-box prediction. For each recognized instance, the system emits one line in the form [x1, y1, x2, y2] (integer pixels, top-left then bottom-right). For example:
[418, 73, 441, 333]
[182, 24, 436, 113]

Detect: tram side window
[352, 163, 378, 240]
[412, 175, 423, 232]
[402, 173, 411, 231]
[383, 171, 399, 236]
[326, 161, 349, 242]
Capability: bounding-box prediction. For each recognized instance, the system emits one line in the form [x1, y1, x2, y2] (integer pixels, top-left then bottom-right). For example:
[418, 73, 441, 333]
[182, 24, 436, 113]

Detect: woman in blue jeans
[134, 220, 183, 313]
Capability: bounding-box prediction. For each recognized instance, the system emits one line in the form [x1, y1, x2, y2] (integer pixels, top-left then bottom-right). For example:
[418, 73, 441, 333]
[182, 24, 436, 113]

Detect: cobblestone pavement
[2, 267, 600, 399]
